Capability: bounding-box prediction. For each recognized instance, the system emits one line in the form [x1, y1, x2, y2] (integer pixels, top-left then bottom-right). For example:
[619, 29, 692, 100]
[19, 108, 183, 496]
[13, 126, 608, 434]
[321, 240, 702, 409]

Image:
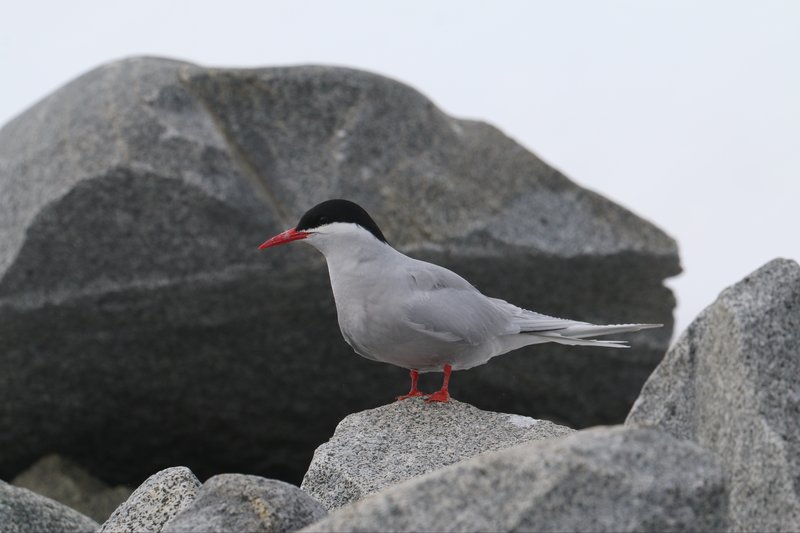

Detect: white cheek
[320, 222, 359, 236]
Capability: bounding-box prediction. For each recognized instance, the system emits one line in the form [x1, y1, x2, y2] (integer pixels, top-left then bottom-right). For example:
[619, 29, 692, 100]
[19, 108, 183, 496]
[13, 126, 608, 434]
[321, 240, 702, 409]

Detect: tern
[260, 199, 660, 403]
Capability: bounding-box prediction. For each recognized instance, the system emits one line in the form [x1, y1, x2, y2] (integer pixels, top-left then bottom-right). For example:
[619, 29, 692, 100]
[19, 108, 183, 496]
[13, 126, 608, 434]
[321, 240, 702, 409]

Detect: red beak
[259, 228, 310, 249]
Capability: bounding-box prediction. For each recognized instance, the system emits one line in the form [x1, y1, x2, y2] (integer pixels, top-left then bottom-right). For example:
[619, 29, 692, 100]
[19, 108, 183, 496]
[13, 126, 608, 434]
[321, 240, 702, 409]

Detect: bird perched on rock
[260, 199, 660, 403]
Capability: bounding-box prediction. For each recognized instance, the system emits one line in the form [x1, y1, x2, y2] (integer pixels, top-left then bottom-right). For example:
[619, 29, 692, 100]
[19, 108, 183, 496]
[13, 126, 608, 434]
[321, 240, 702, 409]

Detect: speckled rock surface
[301, 398, 573, 509]
[0, 479, 98, 532]
[11, 454, 132, 523]
[0, 57, 678, 486]
[98, 466, 200, 533]
[162, 474, 325, 532]
[627, 258, 800, 532]
[304, 426, 727, 532]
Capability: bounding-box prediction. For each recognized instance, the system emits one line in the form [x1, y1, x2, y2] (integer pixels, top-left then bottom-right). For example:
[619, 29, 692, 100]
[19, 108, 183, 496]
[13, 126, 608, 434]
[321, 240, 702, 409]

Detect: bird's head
[259, 199, 388, 254]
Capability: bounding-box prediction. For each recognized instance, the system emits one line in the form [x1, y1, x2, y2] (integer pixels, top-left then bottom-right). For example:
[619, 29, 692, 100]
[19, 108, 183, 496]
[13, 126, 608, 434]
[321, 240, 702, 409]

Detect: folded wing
[401, 261, 660, 350]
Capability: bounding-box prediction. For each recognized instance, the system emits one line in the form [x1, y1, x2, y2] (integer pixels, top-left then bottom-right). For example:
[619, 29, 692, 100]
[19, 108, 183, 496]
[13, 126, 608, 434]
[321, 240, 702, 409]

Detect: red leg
[425, 364, 452, 403]
[396, 369, 425, 401]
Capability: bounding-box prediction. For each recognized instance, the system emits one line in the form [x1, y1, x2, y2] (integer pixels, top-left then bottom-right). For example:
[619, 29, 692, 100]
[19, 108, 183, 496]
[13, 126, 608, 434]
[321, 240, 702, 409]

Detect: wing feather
[488, 298, 589, 332]
[402, 263, 510, 345]
[398, 260, 660, 351]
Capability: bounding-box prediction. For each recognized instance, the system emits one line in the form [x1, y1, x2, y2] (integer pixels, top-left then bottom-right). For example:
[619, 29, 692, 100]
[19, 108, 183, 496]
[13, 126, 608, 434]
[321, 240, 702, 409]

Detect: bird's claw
[425, 390, 450, 403]
[395, 390, 426, 401]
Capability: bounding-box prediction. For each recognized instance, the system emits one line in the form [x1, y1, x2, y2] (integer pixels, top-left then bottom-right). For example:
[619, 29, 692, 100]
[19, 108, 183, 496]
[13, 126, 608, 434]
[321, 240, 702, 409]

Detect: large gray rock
[163, 474, 326, 532]
[627, 258, 800, 532]
[302, 398, 573, 509]
[0, 57, 679, 485]
[0, 479, 98, 532]
[304, 426, 727, 532]
[11, 454, 132, 523]
[99, 466, 200, 533]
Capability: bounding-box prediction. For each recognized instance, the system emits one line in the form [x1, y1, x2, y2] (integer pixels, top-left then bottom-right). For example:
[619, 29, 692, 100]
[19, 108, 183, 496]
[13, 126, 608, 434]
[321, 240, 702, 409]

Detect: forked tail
[529, 323, 662, 348]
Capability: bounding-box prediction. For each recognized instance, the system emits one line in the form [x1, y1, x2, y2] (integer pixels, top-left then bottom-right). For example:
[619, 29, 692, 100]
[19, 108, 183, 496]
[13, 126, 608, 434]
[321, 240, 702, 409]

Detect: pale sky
[2, 1, 798, 336]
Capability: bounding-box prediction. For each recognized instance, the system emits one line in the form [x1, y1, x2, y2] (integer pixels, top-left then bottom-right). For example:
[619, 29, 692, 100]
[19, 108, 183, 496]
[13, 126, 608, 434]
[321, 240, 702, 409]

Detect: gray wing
[401, 263, 514, 345]
[398, 260, 658, 352]
[487, 298, 590, 332]
[401, 260, 594, 345]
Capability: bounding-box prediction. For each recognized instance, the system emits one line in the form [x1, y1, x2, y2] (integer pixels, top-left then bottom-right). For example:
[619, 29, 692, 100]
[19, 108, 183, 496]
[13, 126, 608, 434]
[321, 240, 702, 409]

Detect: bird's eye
[318, 216, 330, 225]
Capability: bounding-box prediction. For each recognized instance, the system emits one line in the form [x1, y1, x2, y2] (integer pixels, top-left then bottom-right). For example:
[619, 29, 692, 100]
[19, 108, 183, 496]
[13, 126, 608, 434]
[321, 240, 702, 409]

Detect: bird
[259, 199, 660, 403]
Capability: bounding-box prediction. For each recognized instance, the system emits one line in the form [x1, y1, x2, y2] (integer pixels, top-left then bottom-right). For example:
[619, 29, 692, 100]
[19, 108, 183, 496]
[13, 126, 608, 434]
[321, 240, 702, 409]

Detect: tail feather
[555, 323, 662, 339]
[526, 323, 661, 349]
[493, 298, 662, 350]
[533, 333, 631, 348]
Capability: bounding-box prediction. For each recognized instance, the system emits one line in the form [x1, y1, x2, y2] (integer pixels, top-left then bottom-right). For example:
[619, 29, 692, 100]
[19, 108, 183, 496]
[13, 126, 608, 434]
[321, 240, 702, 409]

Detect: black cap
[296, 199, 387, 243]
